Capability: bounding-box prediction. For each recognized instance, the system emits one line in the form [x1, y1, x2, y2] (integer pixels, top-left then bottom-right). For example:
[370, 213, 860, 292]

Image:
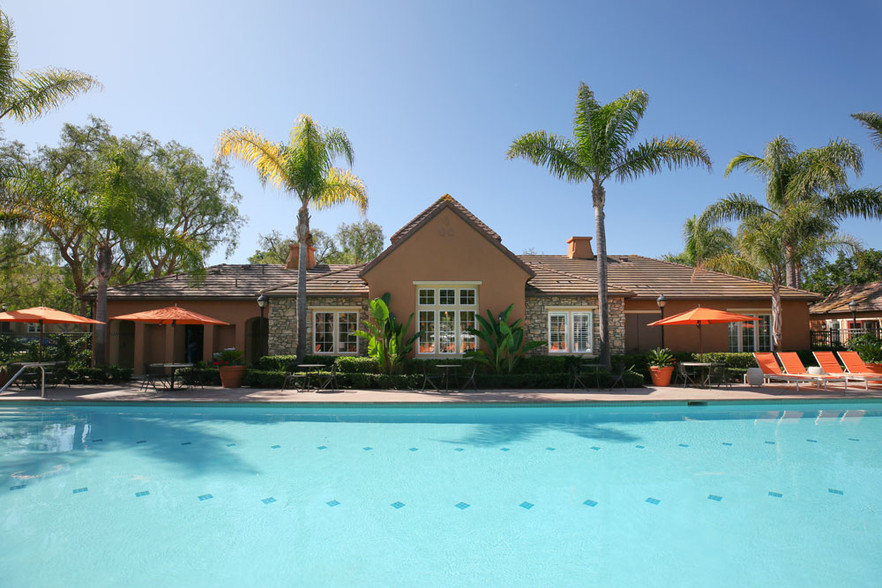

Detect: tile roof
[104, 264, 347, 300]
[264, 265, 369, 296]
[389, 194, 501, 245]
[809, 282, 882, 314]
[521, 254, 821, 300]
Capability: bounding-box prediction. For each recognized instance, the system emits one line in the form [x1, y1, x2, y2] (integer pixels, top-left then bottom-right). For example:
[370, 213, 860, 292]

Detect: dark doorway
[625, 313, 662, 353]
[185, 325, 204, 364]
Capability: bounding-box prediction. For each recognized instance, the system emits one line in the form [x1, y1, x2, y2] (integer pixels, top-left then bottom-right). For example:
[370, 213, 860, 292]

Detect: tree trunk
[94, 243, 111, 367]
[770, 279, 783, 351]
[784, 245, 798, 289]
[593, 182, 610, 370]
[295, 203, 310, 364]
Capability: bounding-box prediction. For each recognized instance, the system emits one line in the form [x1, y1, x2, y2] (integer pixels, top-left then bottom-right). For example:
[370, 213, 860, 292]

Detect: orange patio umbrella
[109, 306, 230, 326]
[647, 307, 758, 360]
[0, 306, 104, 361]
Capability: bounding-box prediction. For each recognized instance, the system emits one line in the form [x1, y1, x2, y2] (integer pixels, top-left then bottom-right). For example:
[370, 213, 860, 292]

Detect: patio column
[235, 321, 247, 361]
[164, 324, 175, 364]
[133, 322, 146, 375]
[203, 324, 215, 363]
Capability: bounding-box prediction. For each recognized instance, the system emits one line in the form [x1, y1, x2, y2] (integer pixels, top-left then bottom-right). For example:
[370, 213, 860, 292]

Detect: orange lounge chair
[752, 352, 828, 391]
[838, 351, 882, 376]
[776, 352, 848, 390]
[814, 351, 882, 390]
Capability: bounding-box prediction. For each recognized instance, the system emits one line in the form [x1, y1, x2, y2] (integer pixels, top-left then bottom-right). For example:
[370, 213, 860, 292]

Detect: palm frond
[700, 193, 769, 226]
[603, 89, 648, 156]
[724, 153, 766, 177]
[324, 127, 355, 167]
[1, 68, 101, 121]
[614, 135, 711, 181]
[790, 138, 862, 198]
[507, 130, 590, 182]
[312, 168, 368, 212]
[823, 187, 882, 219]
[852, 112, 882, 150]
[215, 128, 288, 191]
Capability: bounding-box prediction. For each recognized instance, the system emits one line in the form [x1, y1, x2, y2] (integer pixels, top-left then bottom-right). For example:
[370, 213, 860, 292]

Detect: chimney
[286, 242, 317, 270]
[566, 236, 594, 259]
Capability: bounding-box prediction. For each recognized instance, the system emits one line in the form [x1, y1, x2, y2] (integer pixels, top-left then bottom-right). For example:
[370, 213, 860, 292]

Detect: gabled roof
[360, 194, 534, 278]
[810, 282, 882, 314]
[521, 254, 821, 300]
[264, 265, 369, 297]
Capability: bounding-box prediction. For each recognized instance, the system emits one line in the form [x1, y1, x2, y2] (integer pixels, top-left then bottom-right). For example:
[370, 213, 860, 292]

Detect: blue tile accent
[135, 491, 150, 497]
[645, 497, 661, 505]
[261, 497, 276, 504]
[327, 499, 340, 507]
[678, 443, 689, 448]
[806, 439, 818, 443]
[181, 442, 191, 446]
[271, 445, 281, 449]
[500, 448, 510, 452]
[520, 501, 534, 510]
[317, 445, 327, 450]
[591, 446, 601, 451]
[72, 487, 88, 494]
[455, 502, 470, 510]
[828, 488, 844, 495]
[583, 499, 598, 507]
[409, 448, 419, 452]
[92, 439, 103, 443]
[764, 441, 776, 445]
[226, 443, 236, 447]
[454, 448, 464, 452]
[635, 445, 645, 449]
[10, 484, 25, 491]
[768, 491, 783, 498]
[136, 440, 146, 444]
[363, 446, 373, 451]
[546, 447, 556, 451]
[198, 494, 213, 501]
[708, 494, 723, 502]
[391, 501, 405, 509]
[848, 438, 860, 442]
[722, 442, 733, 446]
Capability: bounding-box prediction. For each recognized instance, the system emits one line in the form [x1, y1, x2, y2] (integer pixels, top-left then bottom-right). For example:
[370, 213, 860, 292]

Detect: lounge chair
[776, 352, 848, 389]
[752, 352, 828, 391]
[813, 351, 882, 390]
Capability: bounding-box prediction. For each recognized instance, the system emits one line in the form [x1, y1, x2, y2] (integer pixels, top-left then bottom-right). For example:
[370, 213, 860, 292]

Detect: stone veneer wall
[524, 295, 625, 355]
[268, 295, 370, 356]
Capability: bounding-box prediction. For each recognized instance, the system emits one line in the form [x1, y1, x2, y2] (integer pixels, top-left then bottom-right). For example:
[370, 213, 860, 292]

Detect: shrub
[255, 355, 298, 371]
[334, 356, 380, 373]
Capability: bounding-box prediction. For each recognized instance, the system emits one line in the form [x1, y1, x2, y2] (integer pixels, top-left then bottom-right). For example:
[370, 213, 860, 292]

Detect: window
[416, 286, 478, 355]
[547, 310, 594, 354]
[26, 323, 40, 334]
[728, 314, 771, 352]
[313, 310, 359, 354]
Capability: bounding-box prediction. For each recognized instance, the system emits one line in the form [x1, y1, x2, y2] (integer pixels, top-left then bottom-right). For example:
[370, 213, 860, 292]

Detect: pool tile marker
[722, 442, 733, 446]
[591, 446, 601, 451]
[226, 443, 236, 447]
[391, 501, 405, 509]
[520, 502, 534, 510]
[180, 442, 191, 446]
[768, 491, 783, 498]
[708, 495, 723, 502]
[409, 447, 419, 452]
[500, 448, 510, 452]
[848, 438, 860, 442]
[645, 497, 661, 505]
[455, 502, 470, 510]
[635, 445, 645, 449]
[828, 488, 844, 495]
[136, 440, 146, 444]
[135, 491, 150, 497]
[806, 439, 818, 443]
[10, 484, 25, 491]
[546, 447, 556, 451]
[317, 445, 327, 450]
[271, 445, 281, 449]
[198, 494, 213, 501]
[764, 441, 776, 445]
[583, 499, 598, 507]
[261, 497, 276, 504]
[72, 487, 88, 494]
[454, 448, 464, 452]
[326, 500, 340, 507]
[362, 447, 373, 451]
[678, 444, 689, 448]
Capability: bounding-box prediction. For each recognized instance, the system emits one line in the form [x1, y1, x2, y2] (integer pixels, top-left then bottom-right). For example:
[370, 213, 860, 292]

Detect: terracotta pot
[649, 365, 674, 387]
[219, 365, 246, 388]
[863, 363, 882, 374]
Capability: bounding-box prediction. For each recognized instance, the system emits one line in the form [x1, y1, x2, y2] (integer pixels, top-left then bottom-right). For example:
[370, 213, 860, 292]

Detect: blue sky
[4, 0, 882, 265]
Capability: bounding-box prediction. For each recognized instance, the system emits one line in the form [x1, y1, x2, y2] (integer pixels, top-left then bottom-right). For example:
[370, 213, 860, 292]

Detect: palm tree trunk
[295, 203, 310, 363]
[770, 279, 783, 351]
[785, 245, 798, 288]
[94, 243, 111, 367]
[593, 183, 610, 370]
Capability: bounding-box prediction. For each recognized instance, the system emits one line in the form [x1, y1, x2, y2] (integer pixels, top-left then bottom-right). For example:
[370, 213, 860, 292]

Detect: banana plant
[466, 304, 546, 374]
[354, 294, 420, 374]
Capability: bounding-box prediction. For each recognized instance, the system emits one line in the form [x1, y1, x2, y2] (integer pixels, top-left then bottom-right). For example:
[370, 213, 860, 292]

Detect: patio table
[435, 364, 461, 393]
[161, 363, 193, 390]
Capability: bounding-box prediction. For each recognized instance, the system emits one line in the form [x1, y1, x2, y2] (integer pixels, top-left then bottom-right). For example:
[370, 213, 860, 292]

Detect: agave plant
[466, 304, 546, 374]
[354, 294, 420, 375]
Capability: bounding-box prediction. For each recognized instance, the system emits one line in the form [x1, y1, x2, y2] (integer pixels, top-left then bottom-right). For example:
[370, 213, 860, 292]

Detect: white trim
[413, 280, 482, 286]
[312, 310, 360, 355]
[625, 310, 663, 314]
[547, 309, 594, 355]
[726, 308, 771, 312]
[545, 306, 597, 312]
[310, 306, 361, 311]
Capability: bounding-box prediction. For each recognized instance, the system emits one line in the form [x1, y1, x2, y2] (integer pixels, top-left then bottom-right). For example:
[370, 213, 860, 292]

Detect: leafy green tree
[217, 114, 367, 362]
[662, 215, 739, 270]
[802, 249, 882, 295]
[852, 112, 882, 151]
[705, 136, 882, 287]
[354, 294, 419, 375]
[326, 219, 384, 264]
[0, 9, 100, 122]
[248, 228, 338, 265]
[466, 304, 545, 374]
[507, 83, 711, 368]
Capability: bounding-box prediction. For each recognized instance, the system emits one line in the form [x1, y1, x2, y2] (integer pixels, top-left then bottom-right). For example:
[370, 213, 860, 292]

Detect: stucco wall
[267, 295, 370, 356]
[524, 295, 625, 355]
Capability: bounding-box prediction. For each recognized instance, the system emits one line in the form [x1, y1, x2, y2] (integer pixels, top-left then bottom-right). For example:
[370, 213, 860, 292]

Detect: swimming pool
[1, 401, 880, 587]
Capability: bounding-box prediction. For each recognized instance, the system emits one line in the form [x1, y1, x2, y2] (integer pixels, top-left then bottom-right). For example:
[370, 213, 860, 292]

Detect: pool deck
[2, 381, 881, 404]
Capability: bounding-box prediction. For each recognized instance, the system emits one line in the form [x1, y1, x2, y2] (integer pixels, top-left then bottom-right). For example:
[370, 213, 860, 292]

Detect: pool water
[1, 402, 880, 587]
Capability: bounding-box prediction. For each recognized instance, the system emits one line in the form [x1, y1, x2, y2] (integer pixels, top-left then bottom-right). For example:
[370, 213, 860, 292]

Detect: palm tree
[663, 215, 739, 271]
[507, 83, 711, 368]
[707, 136, 882, 287]
[0, 10, 100, 122]
[852, 112, 882, 151]
[217, 115, 367, 362]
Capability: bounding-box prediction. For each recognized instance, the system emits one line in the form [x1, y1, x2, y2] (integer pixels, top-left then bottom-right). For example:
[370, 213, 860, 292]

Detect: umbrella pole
[698, 323, 703, 363]
[39, 320, 44, 362]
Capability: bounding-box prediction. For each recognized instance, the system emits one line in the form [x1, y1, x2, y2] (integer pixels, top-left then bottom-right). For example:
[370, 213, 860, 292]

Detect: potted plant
[647, 347, 676, 387]
[214, 349, 246, 388]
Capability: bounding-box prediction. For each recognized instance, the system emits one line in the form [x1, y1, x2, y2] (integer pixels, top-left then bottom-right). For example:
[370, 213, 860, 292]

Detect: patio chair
[607, 362, 626, 390]
[418, 363, 442, 392]
[777, 352, 848, 389]
[814, 351, 882, 390]
[570, 361, 600, 391]
[838, 351, 882, 378]
[752, 352, 825, 391]
[315, 364, 339, 392]
[706, 362, 730, 388]
[457, 365, 479, 392]
[676, 362, 699, 387]
[281, 368, 306, 392]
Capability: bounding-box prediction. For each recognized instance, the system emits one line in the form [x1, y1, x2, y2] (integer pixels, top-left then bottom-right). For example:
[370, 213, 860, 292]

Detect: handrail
[0, 363, 47, 398]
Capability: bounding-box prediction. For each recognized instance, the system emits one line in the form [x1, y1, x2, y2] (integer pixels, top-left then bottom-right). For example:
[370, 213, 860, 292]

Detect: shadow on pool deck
[2, 381, 881, 404]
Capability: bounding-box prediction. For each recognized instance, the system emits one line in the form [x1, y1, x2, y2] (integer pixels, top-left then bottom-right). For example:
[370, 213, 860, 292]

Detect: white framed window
[547, 310, 594, 354]
[26, 323, 40, 334]
[313, 310, 359, 354]
[416, 285, 478, 355]
[728, 314, 771, 352]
